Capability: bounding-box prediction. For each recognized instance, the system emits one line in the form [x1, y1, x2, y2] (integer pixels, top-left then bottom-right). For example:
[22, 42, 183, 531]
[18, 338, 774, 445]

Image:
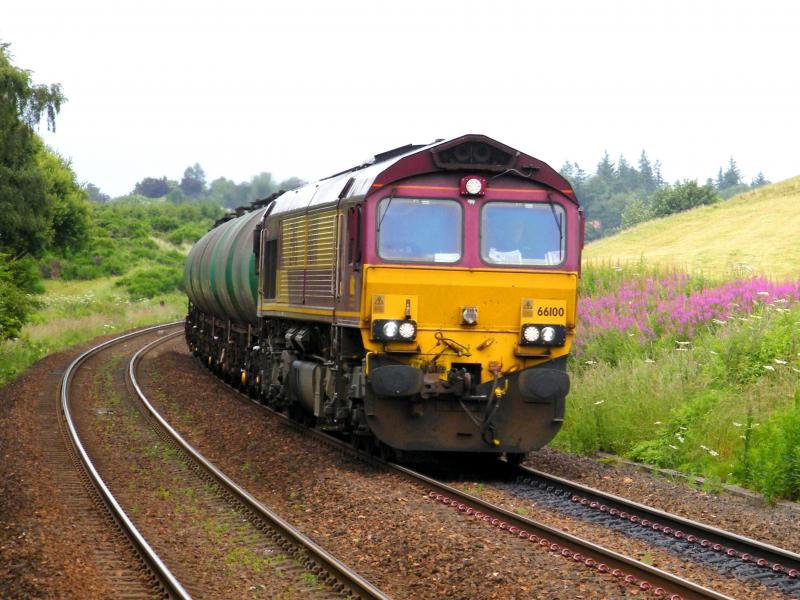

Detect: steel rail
[60, 322, 190, 600]
[514, 463, 800, 577]
[130, 332, 391, 600]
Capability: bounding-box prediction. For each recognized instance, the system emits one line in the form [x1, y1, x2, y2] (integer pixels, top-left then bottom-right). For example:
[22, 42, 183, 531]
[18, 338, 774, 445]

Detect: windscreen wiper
[547, 193, 563, 252]
[376, 187, 396, 232]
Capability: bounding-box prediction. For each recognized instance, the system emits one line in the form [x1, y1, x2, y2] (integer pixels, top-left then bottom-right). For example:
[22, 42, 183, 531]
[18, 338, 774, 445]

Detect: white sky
[2, 0, 798, 197]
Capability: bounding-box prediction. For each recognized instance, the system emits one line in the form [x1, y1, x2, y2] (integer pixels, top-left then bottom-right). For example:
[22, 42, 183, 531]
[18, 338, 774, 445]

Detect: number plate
[521, 299, 567, 324]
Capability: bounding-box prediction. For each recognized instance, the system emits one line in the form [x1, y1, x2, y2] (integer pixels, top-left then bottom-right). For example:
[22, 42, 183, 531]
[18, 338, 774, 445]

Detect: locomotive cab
[357, 144, 579, 455]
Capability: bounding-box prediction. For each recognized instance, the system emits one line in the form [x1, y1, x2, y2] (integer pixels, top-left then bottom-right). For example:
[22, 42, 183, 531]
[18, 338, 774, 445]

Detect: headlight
[460, 175, 486, 196]
[521, 324, 566, 346]
[372, 319, 417, 342]
[522, 325, 540, 343]
[383, 321, 399, 338]
[465, 177, 483, 195]
[398, 321, 416, 339]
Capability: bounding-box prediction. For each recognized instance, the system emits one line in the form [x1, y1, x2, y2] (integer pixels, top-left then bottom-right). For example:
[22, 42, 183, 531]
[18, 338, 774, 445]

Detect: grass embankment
[584, 176, 800, 279]
[0, 278, 186, 387]
[557, 264, 800, 501]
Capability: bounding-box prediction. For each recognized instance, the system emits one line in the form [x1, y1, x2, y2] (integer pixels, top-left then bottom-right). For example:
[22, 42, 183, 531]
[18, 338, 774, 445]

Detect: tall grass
[0, 278, 185, 387]
[557, 263, 800, 500]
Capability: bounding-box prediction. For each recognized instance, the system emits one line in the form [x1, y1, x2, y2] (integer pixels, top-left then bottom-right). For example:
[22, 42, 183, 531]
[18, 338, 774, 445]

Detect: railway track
[60, 323, 188, 599]
[502, 464, 800, 596]
[186, 354, 737, 599]
[399, 464, 731, 600]
[60, 323, 389, 599]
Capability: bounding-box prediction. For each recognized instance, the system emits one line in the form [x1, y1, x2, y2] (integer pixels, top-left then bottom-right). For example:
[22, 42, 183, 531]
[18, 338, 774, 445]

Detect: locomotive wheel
[351, 434, 370, 453]
[505, 452, 526, 467]
[377, 442, 396, 462]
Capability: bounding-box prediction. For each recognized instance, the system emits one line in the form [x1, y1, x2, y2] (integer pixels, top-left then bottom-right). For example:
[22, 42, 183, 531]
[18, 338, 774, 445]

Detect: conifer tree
[751, 172, 769, 188]
[638, 150, 656, 194]
[596, 151, 615, 182]
[721, 157, 742, 189]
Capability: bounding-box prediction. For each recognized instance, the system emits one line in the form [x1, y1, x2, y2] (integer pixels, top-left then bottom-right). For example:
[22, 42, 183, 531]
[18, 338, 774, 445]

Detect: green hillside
[584, 176, 800, 278]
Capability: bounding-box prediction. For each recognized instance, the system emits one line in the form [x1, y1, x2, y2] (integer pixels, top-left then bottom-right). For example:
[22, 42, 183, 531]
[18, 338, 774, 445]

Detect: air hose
[457, 372, 504, 447]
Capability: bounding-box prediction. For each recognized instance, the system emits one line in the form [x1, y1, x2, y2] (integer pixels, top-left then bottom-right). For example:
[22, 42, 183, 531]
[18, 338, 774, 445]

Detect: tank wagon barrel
[185, 207, 265, 324]
[184, 134, 583, 461]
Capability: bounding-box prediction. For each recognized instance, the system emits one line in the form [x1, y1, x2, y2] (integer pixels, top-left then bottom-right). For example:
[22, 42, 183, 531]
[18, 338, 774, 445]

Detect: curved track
[61, 323, 389, 600]
[60, 322, 189, 599]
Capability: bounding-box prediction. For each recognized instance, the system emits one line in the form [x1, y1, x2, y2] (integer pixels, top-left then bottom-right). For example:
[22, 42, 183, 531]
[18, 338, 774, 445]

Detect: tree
[650, 180, 718, 218]
[638, 150, 656, 194]
[0, 42, 62, 137]
[207, 176, 248, 208]
[616, 155, 638, 193]
[720, 157, 742, 189]
[0, 42, 87, 260]
[134, 176, 171, 198]
[0, 253, 30, 339]
[751, 172, 769, 188]
[277, 176, 305, 191]
[83, 182, 110, 203]
[620, 197, 653, 229]
[36, 148, 91, 254]
[249, 172, 276, 201]
[596, 151, 615, 183]
[0, 43, 90, 338]
[559, 161, 576, 181]
[653, 160, 664, 188]
[179, 163, 206, 197]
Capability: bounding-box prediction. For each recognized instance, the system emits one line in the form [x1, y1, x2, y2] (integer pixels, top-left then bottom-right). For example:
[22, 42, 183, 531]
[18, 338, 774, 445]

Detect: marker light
[460, 175, 486, 196]
[522, 325, 540, 343]
[398, 321, 416, 339]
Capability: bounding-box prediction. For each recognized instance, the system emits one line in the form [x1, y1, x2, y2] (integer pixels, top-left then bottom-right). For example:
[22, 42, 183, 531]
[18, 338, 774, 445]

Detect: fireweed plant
[558, 264, 800, 501]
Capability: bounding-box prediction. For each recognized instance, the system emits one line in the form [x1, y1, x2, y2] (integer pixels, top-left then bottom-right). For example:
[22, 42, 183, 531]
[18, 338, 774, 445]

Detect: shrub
[650, 180, 719, 217]
[166, 223, 208, 245]
[0, 255, 44, 340]
[117, 266, 183, 299]
[0, 279, 29, 340]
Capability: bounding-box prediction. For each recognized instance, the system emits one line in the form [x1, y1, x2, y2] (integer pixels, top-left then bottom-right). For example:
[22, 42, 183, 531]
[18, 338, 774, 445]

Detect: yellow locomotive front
[357, 148, 582, 457]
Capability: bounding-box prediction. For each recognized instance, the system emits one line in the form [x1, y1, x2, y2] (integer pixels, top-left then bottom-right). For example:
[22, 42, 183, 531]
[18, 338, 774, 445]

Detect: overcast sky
[3, 0, 798, 197]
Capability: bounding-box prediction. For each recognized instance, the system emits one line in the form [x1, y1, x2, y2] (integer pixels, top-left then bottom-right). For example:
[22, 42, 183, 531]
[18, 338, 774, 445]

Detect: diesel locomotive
[184, 134, 583, 461]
